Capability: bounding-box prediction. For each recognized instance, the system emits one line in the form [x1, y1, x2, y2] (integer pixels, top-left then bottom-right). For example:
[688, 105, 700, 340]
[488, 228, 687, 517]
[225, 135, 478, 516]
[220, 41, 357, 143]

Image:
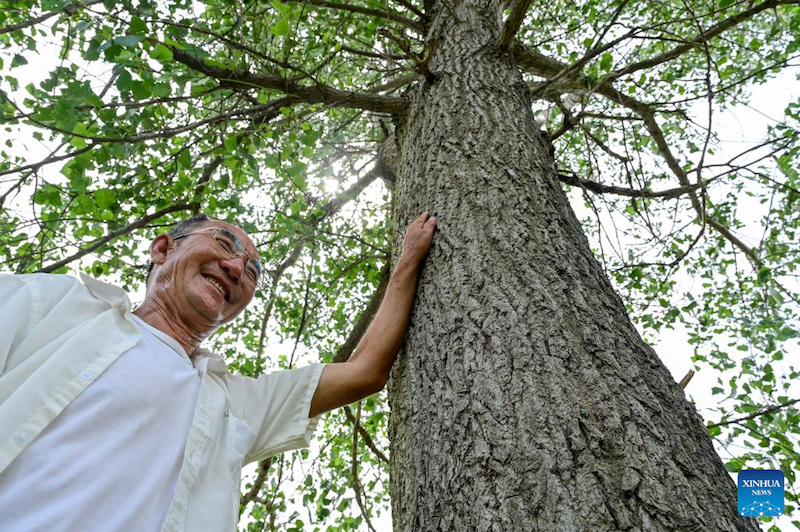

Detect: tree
[0, 0, 798, 530]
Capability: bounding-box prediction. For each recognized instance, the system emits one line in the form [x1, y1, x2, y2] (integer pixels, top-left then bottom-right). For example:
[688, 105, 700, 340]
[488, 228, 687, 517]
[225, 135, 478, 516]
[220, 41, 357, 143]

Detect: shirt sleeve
[224, 363, 326, 464]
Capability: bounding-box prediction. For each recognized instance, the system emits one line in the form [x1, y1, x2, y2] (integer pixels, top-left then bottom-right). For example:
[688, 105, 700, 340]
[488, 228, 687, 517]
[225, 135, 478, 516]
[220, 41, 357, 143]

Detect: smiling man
[0, 211, 437, 532]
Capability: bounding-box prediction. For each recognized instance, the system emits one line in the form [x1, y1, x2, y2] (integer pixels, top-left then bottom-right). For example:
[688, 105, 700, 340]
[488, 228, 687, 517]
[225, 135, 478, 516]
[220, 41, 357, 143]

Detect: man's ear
[149, 234, 174, 266]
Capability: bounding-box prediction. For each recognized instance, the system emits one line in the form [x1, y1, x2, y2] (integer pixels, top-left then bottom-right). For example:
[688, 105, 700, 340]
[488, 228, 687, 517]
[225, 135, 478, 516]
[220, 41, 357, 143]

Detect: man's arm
[309, 212, 437, 418]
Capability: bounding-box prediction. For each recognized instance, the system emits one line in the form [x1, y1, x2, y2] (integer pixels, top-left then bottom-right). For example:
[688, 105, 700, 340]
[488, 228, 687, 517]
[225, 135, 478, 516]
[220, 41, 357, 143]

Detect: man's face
[150, 221, 260, 327]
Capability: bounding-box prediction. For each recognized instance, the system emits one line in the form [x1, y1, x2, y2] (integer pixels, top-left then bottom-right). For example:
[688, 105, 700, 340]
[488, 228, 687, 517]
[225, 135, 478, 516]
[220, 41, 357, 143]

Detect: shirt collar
[79, 272, 229, 373]
[192, 347, 228, 373]
[79, 272, 132, 311]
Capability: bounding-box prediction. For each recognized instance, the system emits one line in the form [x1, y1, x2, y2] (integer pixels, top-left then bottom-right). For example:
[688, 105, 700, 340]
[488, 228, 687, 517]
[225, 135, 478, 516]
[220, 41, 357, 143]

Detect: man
[0, 211, 437, 531]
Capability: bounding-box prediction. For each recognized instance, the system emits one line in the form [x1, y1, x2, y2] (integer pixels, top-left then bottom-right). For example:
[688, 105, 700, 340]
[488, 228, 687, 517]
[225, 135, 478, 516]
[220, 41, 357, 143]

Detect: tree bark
[387, 2, 760, 531]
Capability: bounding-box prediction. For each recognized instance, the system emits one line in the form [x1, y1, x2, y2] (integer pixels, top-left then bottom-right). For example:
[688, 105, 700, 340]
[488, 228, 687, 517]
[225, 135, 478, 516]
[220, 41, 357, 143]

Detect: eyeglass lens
[215, 228, 262, 283]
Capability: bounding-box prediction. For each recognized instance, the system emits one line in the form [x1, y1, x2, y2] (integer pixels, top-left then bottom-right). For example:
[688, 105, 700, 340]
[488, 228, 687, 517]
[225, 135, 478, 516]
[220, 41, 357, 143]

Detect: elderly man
[0, 211, 437, 531]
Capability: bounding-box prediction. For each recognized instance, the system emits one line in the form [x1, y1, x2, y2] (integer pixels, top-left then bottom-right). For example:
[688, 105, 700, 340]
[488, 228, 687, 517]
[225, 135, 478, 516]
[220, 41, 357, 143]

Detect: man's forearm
[348, 259, 420, 383]
[309, 212, 435, 417]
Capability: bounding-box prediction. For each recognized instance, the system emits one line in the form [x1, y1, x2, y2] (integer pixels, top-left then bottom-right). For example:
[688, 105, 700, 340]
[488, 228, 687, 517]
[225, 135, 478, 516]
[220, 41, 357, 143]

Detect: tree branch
[608, 0, 798, 82]
[579, 124, 631, 163]
[6, 93, 291, 145]
[593, 84, 763, 267]
[557, 171, 719, 199]
[339, 44, 410, 61]
[0, 143, 95, 179]
[529, 29, 638, 98]
[498, 0, 533, 48]
[396, 0, 424, 19]
[169, 46, 406, 115]
[279, 0, 423, 32]
[708, 398, 800, 429]
[344, 404, 389, 464]
[514, 41, 764, 268]
[35, 204, 193, 273]
[350, 403, 378, 532]
[0, 0, 104, 36]
[679, 369, 695, 389]
[366, 72, 423, 94]
[239, 458, 273, 510]
[512, 41, 571, 79]
[191, 156, 223, 213]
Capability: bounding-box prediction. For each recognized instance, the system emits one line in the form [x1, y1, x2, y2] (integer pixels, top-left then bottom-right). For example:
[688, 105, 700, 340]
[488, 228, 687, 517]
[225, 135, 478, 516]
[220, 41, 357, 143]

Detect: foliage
[1, 0, 799, 529]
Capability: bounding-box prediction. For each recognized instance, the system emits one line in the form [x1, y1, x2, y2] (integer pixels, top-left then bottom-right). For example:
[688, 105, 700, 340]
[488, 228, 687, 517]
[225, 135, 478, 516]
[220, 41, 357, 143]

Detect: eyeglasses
[173, 227, 263, 287]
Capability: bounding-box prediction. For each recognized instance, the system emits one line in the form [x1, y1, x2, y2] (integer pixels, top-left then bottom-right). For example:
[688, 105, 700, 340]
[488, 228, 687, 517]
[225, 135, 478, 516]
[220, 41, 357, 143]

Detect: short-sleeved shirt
[0, 314, 201, 530]
[0, 273, 325, 532]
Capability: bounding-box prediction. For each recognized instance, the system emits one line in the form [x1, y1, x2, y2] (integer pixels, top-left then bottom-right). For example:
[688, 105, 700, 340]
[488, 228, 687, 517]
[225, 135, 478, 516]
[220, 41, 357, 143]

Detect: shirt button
[13, 432, 30, 447]
[79, 369, 95, 380]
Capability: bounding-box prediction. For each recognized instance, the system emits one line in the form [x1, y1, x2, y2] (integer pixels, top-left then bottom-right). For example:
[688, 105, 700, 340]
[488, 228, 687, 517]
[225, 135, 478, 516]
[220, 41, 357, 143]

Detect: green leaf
[130, 16, 147, 36]
[113, 35, 143, 48]
[149, 44, 173, 62]
[600, 52, 613, 71]
[115, 70, 132, 92]
[103, 44, 124, 62]
[34, 184, 62, 206]
[224, 135, 238, 152]
[724, 459, 744, 473]
[11, 54, 28, 68]
[93, 189, 117, 209]
[71, 123, 90, 149]
[271, 18, 290, 36]
[74, 194, 94, 215]
[130, 80, 152, 100]
[178, 149, 191, 168]
[758, 266, 771, 284]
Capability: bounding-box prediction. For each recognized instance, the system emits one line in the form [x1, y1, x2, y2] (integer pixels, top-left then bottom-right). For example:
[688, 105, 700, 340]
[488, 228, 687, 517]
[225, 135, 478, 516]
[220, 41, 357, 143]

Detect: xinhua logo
[738, 469, 784, 517]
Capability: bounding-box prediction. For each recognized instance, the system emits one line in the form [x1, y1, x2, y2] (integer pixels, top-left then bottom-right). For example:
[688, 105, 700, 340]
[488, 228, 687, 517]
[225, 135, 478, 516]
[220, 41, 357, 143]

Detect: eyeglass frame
[171, 226, 263, 288]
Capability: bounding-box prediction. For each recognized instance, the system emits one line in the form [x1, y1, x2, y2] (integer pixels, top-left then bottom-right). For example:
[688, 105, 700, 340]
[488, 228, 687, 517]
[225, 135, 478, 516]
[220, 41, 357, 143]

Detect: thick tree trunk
[387, 2, 760, 531]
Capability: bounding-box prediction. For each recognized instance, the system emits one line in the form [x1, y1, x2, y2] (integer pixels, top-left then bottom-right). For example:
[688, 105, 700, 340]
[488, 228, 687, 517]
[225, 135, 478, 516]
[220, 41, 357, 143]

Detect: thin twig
[708, 398, 800, 429]
[344, 404, 389, 464]
[239, 458, 273, 511]
[350, 402, 378, 532]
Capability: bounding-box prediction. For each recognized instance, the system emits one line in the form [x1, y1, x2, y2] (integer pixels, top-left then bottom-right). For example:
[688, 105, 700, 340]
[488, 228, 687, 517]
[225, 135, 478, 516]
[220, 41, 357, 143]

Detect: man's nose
[221, 256, 246, 283]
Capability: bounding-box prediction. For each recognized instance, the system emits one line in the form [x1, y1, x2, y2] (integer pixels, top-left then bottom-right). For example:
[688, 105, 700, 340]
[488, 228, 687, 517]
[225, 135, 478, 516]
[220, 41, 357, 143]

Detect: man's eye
[246, 267, 259, 283]
[217, 237, 235, 253]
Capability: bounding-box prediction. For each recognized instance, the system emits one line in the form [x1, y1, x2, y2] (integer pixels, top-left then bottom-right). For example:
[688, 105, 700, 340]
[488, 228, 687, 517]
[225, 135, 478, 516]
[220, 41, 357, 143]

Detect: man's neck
[133, 300, 208, 356]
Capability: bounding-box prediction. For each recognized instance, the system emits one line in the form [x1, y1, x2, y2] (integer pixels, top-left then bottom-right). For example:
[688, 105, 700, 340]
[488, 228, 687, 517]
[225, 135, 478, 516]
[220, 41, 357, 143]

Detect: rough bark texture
[387, 2, 761, 531]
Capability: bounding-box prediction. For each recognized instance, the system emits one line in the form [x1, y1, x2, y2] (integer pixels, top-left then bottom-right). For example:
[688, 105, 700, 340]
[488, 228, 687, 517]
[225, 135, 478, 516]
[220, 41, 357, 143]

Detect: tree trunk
[387, 2, 760, 531]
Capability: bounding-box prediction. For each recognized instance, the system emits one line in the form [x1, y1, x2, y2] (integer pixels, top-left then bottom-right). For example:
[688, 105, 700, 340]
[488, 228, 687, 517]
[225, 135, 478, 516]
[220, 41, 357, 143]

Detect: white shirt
[0, 314, 201, 530]
[0, 273, 325, 532]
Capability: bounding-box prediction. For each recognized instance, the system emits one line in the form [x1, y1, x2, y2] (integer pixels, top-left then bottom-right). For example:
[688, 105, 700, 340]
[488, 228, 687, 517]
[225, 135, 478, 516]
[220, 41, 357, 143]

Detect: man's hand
[309, 211, 437, 418]
[398, 211, 437, 269]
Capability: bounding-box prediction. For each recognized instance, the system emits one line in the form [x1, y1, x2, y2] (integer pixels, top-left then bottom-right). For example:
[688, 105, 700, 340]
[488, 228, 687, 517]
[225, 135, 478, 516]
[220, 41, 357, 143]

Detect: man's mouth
[203, 275, 229, 301]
